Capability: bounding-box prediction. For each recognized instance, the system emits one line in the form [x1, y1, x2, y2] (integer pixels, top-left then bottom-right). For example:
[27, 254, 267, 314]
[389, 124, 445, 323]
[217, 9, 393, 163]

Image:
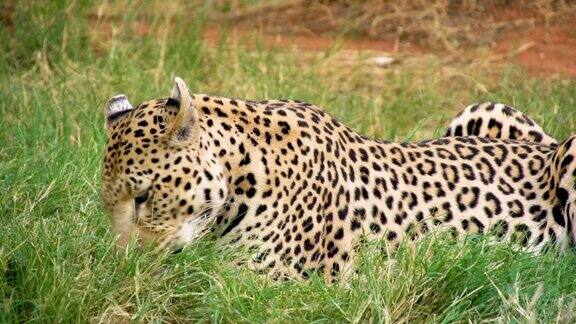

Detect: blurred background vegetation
[1, 0, 576, 322]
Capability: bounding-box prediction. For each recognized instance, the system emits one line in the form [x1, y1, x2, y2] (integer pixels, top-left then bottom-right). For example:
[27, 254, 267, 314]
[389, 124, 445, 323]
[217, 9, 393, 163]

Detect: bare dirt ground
[494, 26, 576, 77]
[200, 1, 576, 79]
[202, 24, 576, 78]
[202, 27, 422, 53]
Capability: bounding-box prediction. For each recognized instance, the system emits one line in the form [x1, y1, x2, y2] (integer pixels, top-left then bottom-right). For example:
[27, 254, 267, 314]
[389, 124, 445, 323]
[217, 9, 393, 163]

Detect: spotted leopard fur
[446, 102, 557, 146]
[102, 78, 576, 282]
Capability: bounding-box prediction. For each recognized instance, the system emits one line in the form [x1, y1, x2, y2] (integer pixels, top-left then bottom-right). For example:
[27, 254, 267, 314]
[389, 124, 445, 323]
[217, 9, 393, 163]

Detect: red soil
[202, 24, 576, 78]
[493, 26, 576, 77]
[202, 27, 422, 54]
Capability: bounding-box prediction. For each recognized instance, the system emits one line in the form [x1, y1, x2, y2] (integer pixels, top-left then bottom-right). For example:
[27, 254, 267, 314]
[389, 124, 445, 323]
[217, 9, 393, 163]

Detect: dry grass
[212, 0, 576, 51]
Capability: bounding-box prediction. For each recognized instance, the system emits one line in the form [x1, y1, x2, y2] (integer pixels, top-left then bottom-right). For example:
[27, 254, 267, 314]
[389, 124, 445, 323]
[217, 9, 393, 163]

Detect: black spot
[304, 239, 315, 251]
[338, 208, 348, 220]
[166, 97, 180, 107]
[334, 228, 344, 240]
[557, 187, 569, 206]
[454, 125, 463, 136]
[256, 205, 268, 216]
[221, 203, 249, 236]
[134, 129, 145, 137]
[552, 205, 566, 227]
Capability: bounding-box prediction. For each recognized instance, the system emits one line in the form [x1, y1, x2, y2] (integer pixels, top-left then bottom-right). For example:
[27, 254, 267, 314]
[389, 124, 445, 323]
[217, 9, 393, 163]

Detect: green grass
[1, 1, 576, 322]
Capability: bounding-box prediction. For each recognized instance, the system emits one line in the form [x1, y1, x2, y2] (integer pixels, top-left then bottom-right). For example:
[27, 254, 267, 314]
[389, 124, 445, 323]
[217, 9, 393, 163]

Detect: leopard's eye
[135, 190, 149, 205]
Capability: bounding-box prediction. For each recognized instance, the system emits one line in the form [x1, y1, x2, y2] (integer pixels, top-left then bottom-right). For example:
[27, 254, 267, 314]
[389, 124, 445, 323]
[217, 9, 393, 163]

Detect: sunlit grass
[1, 1, 576, 322]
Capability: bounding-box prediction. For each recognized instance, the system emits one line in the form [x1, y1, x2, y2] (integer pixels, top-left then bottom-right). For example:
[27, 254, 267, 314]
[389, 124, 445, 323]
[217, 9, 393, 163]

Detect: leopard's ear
[166, 77, 198, 146]
[105, 94, 133, 128]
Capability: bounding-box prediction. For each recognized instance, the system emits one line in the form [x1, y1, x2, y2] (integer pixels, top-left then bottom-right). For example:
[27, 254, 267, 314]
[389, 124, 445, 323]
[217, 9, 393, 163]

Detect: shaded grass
[1, 1, 576, 322]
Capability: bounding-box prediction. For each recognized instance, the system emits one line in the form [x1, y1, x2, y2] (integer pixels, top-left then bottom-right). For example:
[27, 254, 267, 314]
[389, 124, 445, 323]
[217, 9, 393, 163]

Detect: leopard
[102, 77, 576, 282]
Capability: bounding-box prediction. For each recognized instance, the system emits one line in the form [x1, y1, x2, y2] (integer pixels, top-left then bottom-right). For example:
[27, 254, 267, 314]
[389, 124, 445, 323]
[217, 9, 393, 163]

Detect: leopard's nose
[171, 247, 183, 255]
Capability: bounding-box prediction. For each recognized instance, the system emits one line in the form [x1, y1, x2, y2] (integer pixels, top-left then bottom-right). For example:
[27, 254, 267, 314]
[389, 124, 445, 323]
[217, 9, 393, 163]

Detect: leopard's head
[102, 77, 228, 251]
